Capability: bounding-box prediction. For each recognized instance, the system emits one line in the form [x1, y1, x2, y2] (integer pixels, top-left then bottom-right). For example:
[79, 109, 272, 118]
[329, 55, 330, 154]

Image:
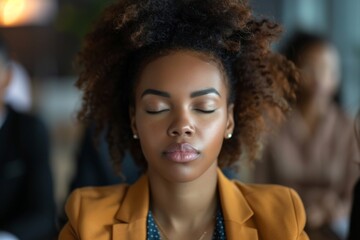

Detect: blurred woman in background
[256, 31, 360, 240]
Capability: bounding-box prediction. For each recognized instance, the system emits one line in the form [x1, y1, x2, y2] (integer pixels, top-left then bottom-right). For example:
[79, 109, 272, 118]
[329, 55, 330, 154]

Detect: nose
[167, 109, 195, 138]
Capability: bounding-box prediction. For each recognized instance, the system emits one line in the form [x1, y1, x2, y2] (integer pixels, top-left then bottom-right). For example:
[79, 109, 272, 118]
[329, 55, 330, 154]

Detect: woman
[60, 0, 308, 239]
[256, 32, 359, 240]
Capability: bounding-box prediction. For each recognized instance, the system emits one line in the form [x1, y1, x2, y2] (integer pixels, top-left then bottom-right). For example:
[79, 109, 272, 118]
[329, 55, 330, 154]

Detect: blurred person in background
[57, 124, 142, 230]
[69, 124, 141, 190]
[348, 110, 360, 240]
[0, 35, 56, 240]
[255, 31, 360, 240]
[4, 61, 32, 113]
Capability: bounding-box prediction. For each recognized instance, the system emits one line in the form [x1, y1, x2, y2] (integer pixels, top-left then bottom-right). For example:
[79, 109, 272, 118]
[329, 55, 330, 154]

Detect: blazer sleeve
[289, 188, 309, 240]
[59, 189, 81, 240]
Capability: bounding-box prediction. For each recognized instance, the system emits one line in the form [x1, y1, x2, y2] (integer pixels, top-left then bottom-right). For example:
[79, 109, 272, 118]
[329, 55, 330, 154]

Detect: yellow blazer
[59, 169, 309, 239]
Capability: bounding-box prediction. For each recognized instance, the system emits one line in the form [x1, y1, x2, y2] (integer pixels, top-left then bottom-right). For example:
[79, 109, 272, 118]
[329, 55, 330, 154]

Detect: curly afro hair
[76, 0, 299, 171]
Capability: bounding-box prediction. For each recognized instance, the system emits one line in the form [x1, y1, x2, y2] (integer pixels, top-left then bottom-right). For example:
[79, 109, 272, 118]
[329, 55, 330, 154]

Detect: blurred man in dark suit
[0, 35, 56, 240]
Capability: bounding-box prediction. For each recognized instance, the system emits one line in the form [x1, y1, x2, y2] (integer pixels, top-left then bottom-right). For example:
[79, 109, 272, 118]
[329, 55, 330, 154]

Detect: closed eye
[145, 109, 169, 114]
[195, 109, 216, 113]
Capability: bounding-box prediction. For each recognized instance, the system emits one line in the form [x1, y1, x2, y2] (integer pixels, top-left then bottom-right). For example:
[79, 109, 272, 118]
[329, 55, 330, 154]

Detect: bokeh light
[0, 0, 56, 27]
[1, 0, 26, 26]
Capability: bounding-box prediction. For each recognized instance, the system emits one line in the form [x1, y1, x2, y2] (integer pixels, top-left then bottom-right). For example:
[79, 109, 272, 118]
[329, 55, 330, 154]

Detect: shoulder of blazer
[66, 183, 130, 212]
[232, 181, 305, 214]
[65, 184, 130, 225]
[61, 175, 150, 239]
[233, 181, 293, 197]
[232, 181, 307, 239]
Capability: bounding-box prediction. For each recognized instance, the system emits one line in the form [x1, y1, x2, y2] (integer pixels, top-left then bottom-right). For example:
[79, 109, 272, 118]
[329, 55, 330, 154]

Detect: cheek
[136, 114, 166, 137]
[135, 114, 166, 158]
[199, 114, 227, 147]
[201, 118, 226, 136]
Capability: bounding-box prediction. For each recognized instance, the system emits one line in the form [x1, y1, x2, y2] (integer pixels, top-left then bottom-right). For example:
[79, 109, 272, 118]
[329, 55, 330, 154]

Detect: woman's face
[299, 43, 340, 99]
[131, 50, 234, 183]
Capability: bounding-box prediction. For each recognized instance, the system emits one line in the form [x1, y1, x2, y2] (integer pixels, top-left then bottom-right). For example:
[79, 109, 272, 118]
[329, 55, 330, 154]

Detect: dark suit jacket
[70, 125, 142, 191]
[349, 178, 360, 240]
[0, 106, 56, 240]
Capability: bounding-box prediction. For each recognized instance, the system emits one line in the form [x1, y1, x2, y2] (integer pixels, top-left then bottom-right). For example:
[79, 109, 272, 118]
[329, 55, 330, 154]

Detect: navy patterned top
[146, 208, 226, 240]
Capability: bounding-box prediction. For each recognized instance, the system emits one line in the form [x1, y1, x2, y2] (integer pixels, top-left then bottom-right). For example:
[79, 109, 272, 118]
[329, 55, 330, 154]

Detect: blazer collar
[217, 169, 258, 239]
[112, 169, 258, 240]
[112, 174, 149, 240]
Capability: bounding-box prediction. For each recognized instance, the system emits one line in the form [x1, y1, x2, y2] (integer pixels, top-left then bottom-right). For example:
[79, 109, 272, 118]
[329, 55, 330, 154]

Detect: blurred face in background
[298, 43, 340, 101]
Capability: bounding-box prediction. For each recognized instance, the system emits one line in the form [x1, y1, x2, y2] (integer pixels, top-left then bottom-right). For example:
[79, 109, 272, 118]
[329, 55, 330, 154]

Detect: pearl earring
[133, 134, 138, 139]
[226, 133, 232, 139]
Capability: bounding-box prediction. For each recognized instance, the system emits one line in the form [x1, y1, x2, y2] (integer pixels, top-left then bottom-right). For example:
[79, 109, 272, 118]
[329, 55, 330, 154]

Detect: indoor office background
[0, 0, 359, 234]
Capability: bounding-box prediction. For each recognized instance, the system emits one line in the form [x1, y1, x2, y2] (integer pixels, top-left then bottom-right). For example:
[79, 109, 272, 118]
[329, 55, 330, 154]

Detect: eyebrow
[190, 88, 221, 98]
[141, 89, 170, 98]
[141, 87, 221, 98]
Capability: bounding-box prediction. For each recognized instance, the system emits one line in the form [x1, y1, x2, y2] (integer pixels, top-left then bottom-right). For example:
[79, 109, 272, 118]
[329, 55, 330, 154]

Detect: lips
[163, 143, 200, 163]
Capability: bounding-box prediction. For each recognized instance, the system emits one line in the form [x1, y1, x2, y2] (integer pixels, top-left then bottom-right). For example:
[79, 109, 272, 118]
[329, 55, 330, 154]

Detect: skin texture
[130, 50, 234, 239]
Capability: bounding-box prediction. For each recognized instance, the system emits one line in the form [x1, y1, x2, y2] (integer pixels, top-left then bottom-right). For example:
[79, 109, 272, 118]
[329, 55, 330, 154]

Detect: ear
[129, 107, 137, 136]
[225, 103, 234, 138]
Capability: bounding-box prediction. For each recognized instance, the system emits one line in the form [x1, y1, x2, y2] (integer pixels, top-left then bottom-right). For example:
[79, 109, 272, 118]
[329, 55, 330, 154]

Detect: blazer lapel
[112, 174, 150, 240]
[112, 170, 258, 240]
[217, 169, 259, 240]
[112, 221, 147, 240]
[225, 222, 258, 239]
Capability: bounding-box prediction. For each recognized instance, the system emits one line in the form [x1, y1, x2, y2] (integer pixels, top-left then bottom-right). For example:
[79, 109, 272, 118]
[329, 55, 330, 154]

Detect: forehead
[300, 43, 336, 61]
[299, 44, 340, 75]
[136, 50, 228, 94]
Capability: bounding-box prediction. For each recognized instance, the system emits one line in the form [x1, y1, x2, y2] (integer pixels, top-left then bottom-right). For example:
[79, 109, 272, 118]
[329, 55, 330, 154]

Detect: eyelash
[145, 109, 216, 114]
[195, 109, 216, 114]
[145, 110, 169, 114]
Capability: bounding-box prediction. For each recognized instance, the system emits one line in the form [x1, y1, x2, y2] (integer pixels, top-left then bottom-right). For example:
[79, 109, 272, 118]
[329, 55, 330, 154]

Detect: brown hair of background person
[59, 0, 309, 239]
[282, 31, 341, 115]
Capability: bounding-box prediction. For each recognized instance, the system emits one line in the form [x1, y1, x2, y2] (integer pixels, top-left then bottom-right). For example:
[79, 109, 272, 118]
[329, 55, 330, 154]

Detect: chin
[155, 162, 216, 183]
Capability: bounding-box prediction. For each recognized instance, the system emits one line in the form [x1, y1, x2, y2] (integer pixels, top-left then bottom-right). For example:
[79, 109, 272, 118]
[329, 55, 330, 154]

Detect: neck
[299, 97, 332, 128]
[148, 162, 218, 239]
